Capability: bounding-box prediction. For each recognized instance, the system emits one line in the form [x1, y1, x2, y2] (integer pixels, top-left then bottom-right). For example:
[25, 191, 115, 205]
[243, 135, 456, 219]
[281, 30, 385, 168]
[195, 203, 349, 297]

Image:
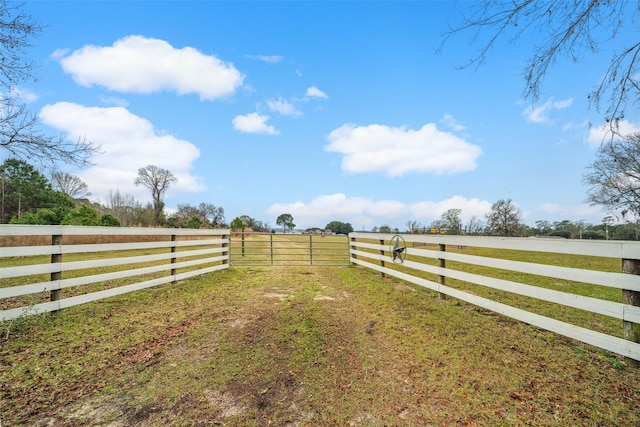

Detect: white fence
[4, 225, 640, 363]
[1, 225, 230, 321]
[349, 232, 640, 363]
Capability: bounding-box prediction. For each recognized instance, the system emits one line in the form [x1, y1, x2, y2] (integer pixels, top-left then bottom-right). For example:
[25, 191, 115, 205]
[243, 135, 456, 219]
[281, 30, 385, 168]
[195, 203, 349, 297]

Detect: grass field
[1, 263, 638, 426]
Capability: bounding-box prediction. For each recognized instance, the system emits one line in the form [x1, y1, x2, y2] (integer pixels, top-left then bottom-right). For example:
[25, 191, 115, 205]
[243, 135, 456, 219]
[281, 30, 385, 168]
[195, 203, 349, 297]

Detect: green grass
[229, 234, 350, 266]
[358, 242, 627, 338]
[1, 244, 226, 312]
[1, 265, 638, 426]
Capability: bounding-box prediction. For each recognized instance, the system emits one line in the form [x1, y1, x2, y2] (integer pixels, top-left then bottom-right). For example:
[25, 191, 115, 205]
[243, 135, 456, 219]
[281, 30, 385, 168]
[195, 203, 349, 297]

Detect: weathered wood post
[438, 243, 447, 300]
[309, 234, 313, 265]
[241, 231, 245, 257]
[221, 234, 229, 266]
[379, 239, 386, 278]
[622, 258, 640, 368]
[170, 234, 177, 284]
[270, 233, 274, 265]
[350, 236, 357, 265]
[50, 234, 62, 307]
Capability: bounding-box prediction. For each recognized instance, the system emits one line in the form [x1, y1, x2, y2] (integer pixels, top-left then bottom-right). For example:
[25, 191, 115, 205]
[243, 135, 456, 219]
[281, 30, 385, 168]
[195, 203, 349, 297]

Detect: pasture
[1, 260, 639, 426]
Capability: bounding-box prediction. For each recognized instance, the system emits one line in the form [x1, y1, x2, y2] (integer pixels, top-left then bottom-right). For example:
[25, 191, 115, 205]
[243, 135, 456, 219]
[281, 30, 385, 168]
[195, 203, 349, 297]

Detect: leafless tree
[51, 171, 90, 199]
[440, 208, 462, 234]
[104, 189, 140, 226]
[238, 214, 269, 232]
[199, 202, 225, 227]
[405, 219, 422, 234]
[441, 1, 639, 133]
[584, 132, 640, 222]
[485, 199, 523, 237]
[465, 215, 485, 235]
[134, 165, 177, 226]
[0, 1, 97, 166]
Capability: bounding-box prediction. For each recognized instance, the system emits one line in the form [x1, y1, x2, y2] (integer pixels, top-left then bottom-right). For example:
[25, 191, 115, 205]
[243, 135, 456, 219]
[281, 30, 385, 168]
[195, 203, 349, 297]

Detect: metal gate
[229, 232, 350, 266]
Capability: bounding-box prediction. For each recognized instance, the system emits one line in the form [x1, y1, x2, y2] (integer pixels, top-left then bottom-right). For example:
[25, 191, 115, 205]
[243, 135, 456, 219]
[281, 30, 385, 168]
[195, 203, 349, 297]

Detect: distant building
[303, 227, 334, 235]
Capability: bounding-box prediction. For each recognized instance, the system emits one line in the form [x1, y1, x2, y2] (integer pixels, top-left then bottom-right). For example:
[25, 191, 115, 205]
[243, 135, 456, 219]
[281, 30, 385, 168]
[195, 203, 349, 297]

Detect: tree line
[0, 158, 228, 229]
[229, 215, 355, 235]
[3, 158, 638, 240]
[373, 200, 639, 241]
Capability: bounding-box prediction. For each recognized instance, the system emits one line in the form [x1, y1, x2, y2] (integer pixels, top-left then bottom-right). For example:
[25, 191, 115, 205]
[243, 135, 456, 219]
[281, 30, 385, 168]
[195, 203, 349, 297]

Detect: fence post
[622, 258, 640, 368]
[309, 235, 313, 265]
[438, 243, 447, 300]
[222, 234, 229, 266]
[50, 234, 62, 307]
[170, 234, 177, 284]
[241, 232, 245, 257]
[270, 233, 274, 265]
[350, 236, 357, 265]
[379, 239, 385, 278]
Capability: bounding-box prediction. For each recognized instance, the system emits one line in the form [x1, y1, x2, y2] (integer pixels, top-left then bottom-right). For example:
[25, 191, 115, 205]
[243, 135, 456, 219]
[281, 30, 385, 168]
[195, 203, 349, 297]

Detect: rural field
[1, 263, 639, 426]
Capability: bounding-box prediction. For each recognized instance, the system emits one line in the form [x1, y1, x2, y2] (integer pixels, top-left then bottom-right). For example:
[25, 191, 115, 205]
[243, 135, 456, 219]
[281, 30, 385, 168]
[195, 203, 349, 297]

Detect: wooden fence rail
[349, 232, 640, 365]
[1, 225, 230, 321]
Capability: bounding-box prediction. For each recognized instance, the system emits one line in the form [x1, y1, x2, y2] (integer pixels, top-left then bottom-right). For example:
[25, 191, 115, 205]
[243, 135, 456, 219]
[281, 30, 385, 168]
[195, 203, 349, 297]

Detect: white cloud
[266, 193, 407, 229]
[553, 99, 573, 109]
[587, 119, 640, 147]
[305, 86, 328, 99]
[325, 123, 482, 176]
[523, 97, 573, 124]
[411, 195, 492, 222]
[267, 97, 301, 117]
[266, 193, 607, 230]
[57, 35, 244, 100]
[8, 87, 38, 103]
[50, 48, 70, 60]
[440, 114, 466, 132]
[266, 193, 492, 229]
[232, 113, 279, 135]
[246, 54, 283, 64]
[98, 95, 129, 107]
[39, 102, 204, 203]
[536, 203, 604, 221]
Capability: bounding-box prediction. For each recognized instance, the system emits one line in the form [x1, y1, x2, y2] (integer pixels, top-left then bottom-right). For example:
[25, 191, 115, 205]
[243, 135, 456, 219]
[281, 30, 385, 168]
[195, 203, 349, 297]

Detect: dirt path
[1, 265, 638, 426]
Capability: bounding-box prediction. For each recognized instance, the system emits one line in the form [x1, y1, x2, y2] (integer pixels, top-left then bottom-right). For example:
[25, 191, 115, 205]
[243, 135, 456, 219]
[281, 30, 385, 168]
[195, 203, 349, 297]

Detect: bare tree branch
[441, 1, 639, 134]
[0, 0, 41, 89]
[584, 132, 640, 220]
[51, 171, 91, 199]
[0, 1, 99, 166]
[0, 100, 98, 166]
[485, 198, 523, 236]
[135, 165, 177, 226]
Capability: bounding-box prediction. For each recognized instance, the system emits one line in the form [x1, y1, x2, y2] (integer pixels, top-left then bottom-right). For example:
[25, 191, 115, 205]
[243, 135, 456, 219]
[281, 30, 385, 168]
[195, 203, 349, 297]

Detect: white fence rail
[1, 225, 230, 321]
[348, 232, 640, 363]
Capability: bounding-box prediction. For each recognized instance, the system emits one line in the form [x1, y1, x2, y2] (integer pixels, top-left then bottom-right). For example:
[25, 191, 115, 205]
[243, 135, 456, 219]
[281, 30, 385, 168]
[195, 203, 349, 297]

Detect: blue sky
[12, 1, 639, 230]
